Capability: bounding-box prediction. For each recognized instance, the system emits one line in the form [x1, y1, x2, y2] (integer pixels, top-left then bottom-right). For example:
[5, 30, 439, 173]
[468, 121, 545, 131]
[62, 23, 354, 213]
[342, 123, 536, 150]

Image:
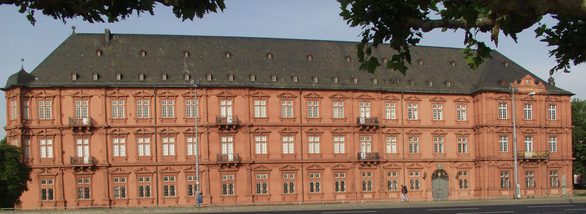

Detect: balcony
[70, 156, 95, 167]
[216, 116, 240, 130]
[68, 117, 93, 131]
[357, 152, 380, 166]
[357, 117, 379, 131]
[517, 151, 549, 160]
[217, 153, 240, 167]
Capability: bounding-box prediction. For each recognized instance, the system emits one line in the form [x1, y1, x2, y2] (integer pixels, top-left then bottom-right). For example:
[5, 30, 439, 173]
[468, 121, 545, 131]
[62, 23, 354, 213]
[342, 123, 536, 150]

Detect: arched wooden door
[432, 169, 449, 201]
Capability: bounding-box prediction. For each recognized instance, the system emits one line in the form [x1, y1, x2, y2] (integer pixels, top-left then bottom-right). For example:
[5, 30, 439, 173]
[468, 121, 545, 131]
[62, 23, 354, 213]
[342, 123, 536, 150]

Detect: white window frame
[113, 138, 126, 157]
[433, 137, 444, 154]
[186, 99, 198, 118]
[385, 103, 396, 120]
[75, 100, 89, 119]
[220, 100, 233, 118]
[432, 104, 443, 120]
[112, 100, 125, 119]
[333, 101, 344, 119]
[254, 100, 267, 118]
[137, 137, 151, 156]
[407, 103, 418, 120]
[162, 137, 176, 156]
[39, 100, 52, 120]
[523, 104, 533, 120]
[161, 100, 175, 118]
[549, 136, 558, 152]
[458, 137, 468, 154]
[386, 137, 397, 154]
[308, 136, 320, 154]
[524, 136, 533, 152]
[255, 136, 267, 154]
[137, 100, 150, 118]
[40, 138, 53, 158]
[457, 105, 467, 121]
[282, 136, 294, 154]
[499, 136, 509, 152]
[281, 100, 294, 118]
[548, 104, 557, 120]
[408, 137, 419, 153]
[333, 136, 345, 154]
[307, 101, 319, 118]
[498, 103, 508, 119]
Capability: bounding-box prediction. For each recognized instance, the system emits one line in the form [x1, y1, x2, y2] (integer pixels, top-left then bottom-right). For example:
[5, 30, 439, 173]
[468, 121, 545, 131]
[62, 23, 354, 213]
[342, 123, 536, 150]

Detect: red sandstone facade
[4, 74, 573, 209]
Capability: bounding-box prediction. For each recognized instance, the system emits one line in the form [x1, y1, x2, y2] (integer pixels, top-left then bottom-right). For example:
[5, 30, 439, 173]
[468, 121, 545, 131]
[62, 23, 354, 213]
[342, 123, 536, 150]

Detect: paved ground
[7, 196, 586, 214]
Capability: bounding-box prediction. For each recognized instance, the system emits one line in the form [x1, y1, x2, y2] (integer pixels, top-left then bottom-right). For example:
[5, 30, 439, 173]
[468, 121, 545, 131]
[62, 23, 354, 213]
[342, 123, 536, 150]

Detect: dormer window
[271, 74, 277, 82]
[267, 52, 273, 60]
[504, 61, 510, 67]
[71, 73, 78, 81]
[96, 49, 103, 57]
[292, 75, 298, 82]
[115, 72, 122, 81]
[345, 56, 351, 62]
[139, 73, 145, 81]
[225, 51, 231, 59]
[427, 80, 433, 87]
[184, 50, 190, 58]
[313, 75, 319, 83]
[161, 73, 168, 81]
[353, 77, 358, 84]
[446, 81, 452, 87]
[206, 73, 213, 81]
[250, 74, 256, 82]
[382, 57, 388, 64]
[525, 80, 530, 85]
[373, 78, 378, 85]
[184, 73, 190, 80]
[307, 54, 313, 61]
[418, 59, 424, 65]
[450, 61, 456, 67]
[333, 76, 339, 84]
[228, 73, 234, 81]
[92, 72, 99, 81]
[409, 80, 416, 87]
[140, 50, 147, 57]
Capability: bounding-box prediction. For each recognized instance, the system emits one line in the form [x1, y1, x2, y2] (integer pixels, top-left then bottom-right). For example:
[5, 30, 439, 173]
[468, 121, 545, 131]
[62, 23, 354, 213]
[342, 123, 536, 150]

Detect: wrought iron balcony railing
[517, 151, 549, 160]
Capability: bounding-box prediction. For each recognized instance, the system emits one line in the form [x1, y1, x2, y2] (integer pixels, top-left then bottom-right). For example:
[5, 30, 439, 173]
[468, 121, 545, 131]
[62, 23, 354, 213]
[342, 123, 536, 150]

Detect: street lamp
[191, 80, 202, 207]
[511, 86, 536, 199]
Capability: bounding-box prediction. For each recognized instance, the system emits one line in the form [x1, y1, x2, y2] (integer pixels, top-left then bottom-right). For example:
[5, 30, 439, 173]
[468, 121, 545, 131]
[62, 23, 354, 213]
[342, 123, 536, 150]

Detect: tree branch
[406, 17, 495, 32]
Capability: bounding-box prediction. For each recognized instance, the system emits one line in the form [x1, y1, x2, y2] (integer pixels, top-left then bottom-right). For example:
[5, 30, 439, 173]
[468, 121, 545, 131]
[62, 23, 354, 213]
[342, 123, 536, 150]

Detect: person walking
[401, 184, 409, 203]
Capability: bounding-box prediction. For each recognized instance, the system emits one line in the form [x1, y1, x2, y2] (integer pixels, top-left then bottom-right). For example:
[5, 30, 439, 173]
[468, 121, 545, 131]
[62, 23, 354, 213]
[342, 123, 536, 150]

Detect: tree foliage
[0, 0, 226, 25]
[0, 138, 32, 208]
[573, 99, 586, 176]
[339, 0, 586, 74]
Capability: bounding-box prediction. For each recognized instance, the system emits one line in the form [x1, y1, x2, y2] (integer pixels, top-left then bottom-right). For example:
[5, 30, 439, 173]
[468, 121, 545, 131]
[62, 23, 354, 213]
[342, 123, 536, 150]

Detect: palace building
[3, 30, 573, 209]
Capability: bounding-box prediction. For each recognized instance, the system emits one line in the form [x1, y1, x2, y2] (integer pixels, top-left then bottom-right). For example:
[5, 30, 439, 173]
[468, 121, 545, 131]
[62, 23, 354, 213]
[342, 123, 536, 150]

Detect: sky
[0, 0, 585, 138]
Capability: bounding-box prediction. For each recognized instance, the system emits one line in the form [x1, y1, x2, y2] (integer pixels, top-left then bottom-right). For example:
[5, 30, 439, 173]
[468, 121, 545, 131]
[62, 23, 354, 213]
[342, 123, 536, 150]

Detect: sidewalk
[10, 196, 586, 214]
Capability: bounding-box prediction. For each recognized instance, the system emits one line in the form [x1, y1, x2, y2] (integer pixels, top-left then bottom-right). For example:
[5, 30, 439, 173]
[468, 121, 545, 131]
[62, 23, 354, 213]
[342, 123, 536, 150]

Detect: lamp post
[511, 86, 520, 199]
[192, 80, 202, 207]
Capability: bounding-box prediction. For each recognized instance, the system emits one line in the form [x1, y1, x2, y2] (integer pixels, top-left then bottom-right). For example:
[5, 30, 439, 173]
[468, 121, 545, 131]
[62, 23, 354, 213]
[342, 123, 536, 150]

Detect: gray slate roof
[3, 31, 572, 95]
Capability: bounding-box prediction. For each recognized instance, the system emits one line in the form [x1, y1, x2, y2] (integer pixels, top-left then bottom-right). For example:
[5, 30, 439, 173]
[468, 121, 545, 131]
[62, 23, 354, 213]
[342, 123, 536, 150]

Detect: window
[228, 73, 234, 81]
[500, 171, 511, 189]
[548, 104, 557, 120]
[187, 136, 198, 156]
[333, 101, 344, 119]
[432, 137, 444, 154]
[10, 100, 17, 120]
[408, 137, 419, 154]
[221, 174, 235, 196]
[116, 72, 122, 80]
[75, 100, 89, 119]
[549, 136, 558, 152]
[161, 100, 175, 118]
[360, 136, 372, 154]
[386, 137, 397, 154]
[387, 172, 398, 191]
[361, 172, 373, 192]
[138, 176, 152, 198]
[433, 104, 443, 120]
[206, 74, 212, 81]
[137, 137, 151, 156]
[409, 171, 420, 190]
[525, 171, 535, 188]
[334, 172, 346, 192]
[40, 138, 53, 158]
[281, 100, 294, 118]
[333, 136, 345, 154]
[23, 100, 30, 120]
[113, 138, 126, 157]
[282, 136, 294, 154]
[385, 103, 396, 119]
[77, 177, 91, 200]
[307, 101, 319, 118]
[139, 73, 145, 81]
[283, 173, 295, 194]
[24, 138, 30, 159]
[271, 74, 277, 82]
[41, 179, 55, 201]
[255, 136, 267, 154]
[39, 100, 52, 119]
[524, 136, 533, 152]
[550, 170, 559, 188]
[458, 137, 468, 154]
[163, 176, 176, 197]
[498, 103, 508, 119]
[75, 138, 90, 162]
[93, 72, 99, 80]
[457, 105, 467, 121]
[313, 76, 319, 83]
[309, 173, 321, 193]
[359, 102, 371, 118]
[458, 171, 469, 190]
[255, 174, 269, 195]
[221, 136, 234, 156]
[254, 100, 267, 118]
[308, 136, 320, 154]
[113, 177, 127, 199]
[162, 137, 175, 156]
[524, 104, 533, 120]
[186, 99, 198, 118]
[499, 136, 509, 152]
[137, 100, 150, 118]
[220, 100, 233, 118]
[407, 104, 418, 120]
[161, 73, 167, 81]
[187, 175, 200, 196]
[111, 100, 125, 119]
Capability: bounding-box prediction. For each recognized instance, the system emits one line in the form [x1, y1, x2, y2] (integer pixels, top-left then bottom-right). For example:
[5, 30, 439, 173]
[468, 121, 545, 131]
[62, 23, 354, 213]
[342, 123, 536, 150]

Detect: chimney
[548, 76, 555, 86]
[105, 28, 111, 45]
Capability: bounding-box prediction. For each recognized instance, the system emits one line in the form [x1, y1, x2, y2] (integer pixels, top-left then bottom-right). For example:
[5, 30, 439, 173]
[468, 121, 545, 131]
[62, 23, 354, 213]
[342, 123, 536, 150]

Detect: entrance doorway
[432, 169, 449, 201]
